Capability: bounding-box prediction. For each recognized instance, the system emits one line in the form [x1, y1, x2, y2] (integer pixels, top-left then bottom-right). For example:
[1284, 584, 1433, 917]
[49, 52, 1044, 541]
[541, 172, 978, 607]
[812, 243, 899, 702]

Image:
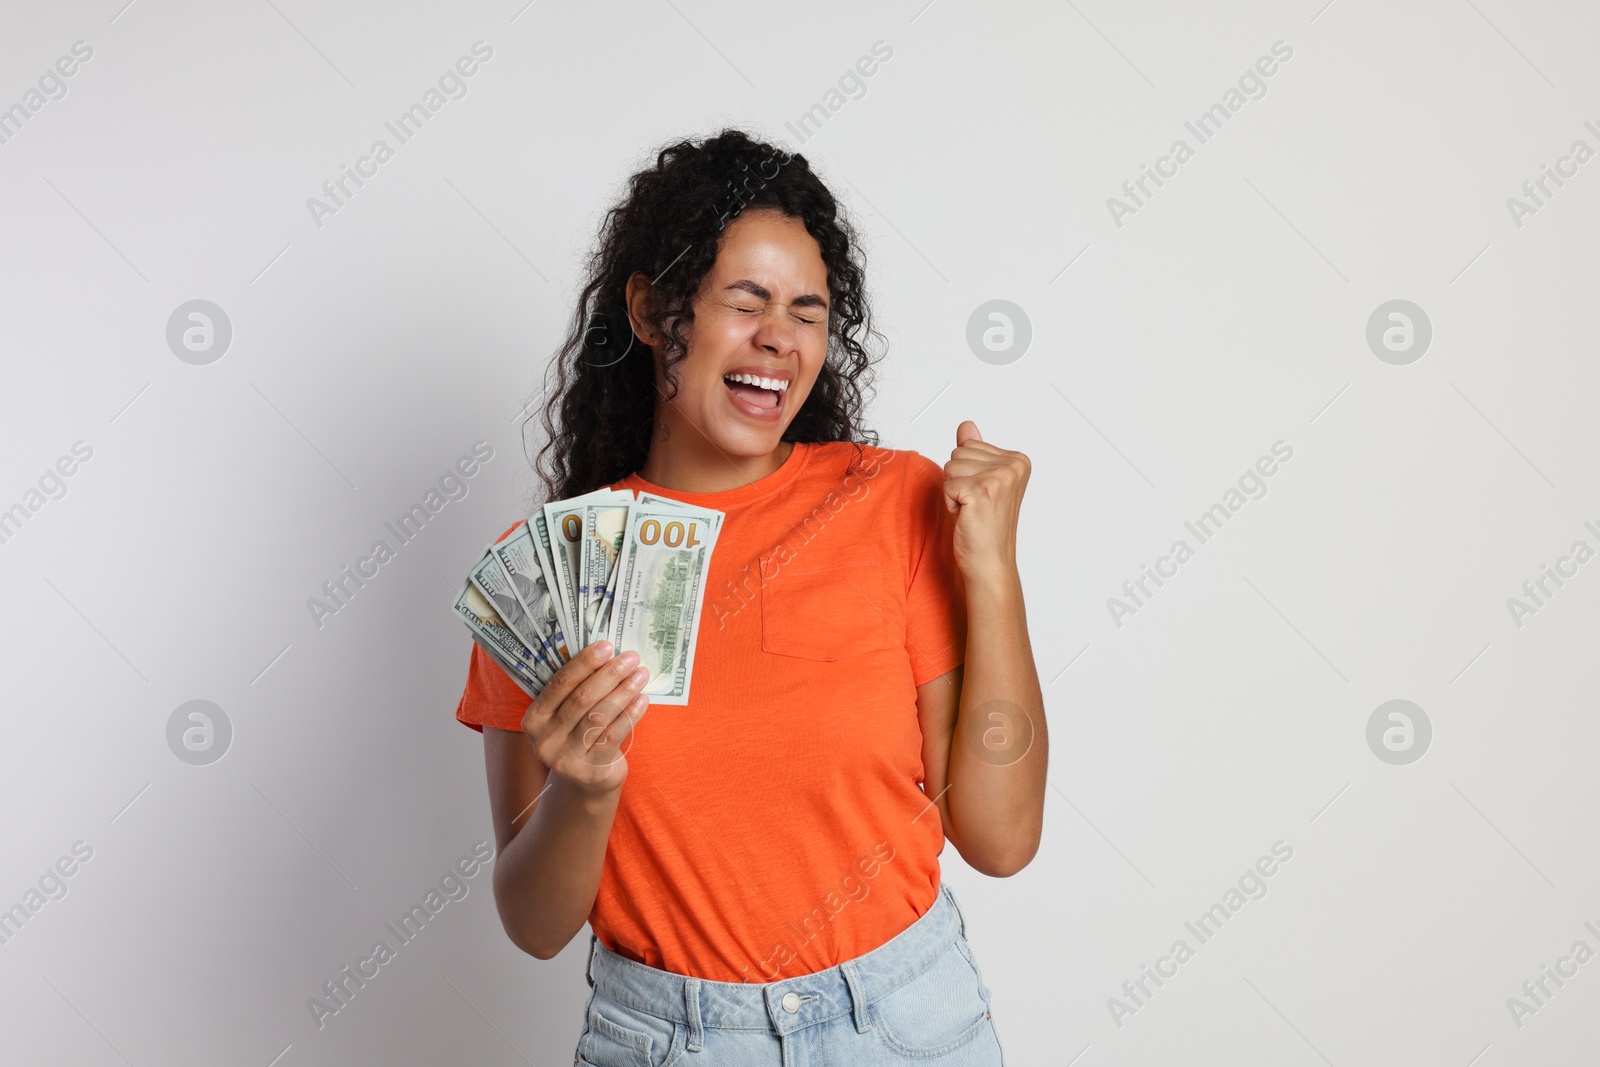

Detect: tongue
[727, 381, 778, 409]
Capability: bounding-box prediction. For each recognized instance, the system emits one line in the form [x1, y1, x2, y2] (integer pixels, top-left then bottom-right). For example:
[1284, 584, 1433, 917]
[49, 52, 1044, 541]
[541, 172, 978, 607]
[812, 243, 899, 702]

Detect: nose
[752, 303, 797, 354]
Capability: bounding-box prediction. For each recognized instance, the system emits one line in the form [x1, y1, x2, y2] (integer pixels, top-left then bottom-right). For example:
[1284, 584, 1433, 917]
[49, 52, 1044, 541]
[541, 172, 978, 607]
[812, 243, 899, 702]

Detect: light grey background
[2, 0, 1597, 1063]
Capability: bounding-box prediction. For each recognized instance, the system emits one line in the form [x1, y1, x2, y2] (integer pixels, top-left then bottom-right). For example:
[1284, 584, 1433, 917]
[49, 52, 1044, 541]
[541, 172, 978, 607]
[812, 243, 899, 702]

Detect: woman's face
[643, 209, 830, 461]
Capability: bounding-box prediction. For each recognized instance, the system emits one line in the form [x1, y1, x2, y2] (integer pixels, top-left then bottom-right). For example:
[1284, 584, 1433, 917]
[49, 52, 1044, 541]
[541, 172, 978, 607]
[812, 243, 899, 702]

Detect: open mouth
[723, 371, 789, 416]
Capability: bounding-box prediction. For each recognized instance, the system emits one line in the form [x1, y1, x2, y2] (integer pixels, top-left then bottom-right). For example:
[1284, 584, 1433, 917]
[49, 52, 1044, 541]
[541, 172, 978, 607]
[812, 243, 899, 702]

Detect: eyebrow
[725, 279, 829, 310]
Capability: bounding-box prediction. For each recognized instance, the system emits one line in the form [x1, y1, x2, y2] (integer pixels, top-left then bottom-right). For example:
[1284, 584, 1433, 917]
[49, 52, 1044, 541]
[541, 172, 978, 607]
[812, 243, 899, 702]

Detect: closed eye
[727, 298, 821, 326]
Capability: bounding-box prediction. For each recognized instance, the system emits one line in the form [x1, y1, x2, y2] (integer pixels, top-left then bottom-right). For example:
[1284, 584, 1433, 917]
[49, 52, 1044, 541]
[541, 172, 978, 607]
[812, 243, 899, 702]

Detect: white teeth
[725, 372, 788, 392]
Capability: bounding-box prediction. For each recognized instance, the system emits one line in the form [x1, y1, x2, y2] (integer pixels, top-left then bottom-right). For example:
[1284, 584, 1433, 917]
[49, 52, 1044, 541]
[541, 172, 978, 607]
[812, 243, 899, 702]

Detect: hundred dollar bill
[451, 580, 546, 691]
[469, 631, 539, 698]
[543, 499, 591, 652]
[580, 500, 629, 643]
[594, 533, 630, 642]
[491, 523, 570, 663]
[467, 551, 555, 682]
[543, 489, 630, 650]
[528, 511, 575, 660]
[637, 492, 725, 535]
[605, 500, 722, 705]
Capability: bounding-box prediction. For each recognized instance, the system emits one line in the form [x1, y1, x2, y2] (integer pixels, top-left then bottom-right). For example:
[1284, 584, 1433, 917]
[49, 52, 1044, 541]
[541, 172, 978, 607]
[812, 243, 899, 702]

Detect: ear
[956, 420, 983, 447]
[624, 271, 658, 344]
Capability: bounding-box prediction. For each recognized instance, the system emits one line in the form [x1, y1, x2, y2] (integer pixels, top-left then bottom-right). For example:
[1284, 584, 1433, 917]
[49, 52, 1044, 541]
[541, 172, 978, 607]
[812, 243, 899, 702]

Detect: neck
[637, 415, 794, 493]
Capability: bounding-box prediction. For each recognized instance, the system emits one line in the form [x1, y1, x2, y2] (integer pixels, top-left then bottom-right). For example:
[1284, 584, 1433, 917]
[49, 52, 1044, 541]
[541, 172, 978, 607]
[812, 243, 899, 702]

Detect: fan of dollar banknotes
[451, 489, 724, 706]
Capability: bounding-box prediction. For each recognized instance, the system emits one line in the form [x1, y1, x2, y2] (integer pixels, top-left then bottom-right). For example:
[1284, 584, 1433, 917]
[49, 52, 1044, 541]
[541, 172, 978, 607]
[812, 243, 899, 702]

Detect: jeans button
[781, 991, 801, 1014]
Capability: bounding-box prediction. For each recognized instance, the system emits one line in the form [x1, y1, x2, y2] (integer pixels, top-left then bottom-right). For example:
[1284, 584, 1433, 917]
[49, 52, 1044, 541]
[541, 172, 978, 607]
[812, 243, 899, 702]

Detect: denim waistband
[585, 881, 969, 1042]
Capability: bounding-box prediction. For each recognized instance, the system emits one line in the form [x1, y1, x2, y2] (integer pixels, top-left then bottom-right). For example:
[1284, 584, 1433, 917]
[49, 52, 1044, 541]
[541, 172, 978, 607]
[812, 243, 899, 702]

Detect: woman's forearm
[492, 773, 620, 959]
[946, 563, 1048, 875]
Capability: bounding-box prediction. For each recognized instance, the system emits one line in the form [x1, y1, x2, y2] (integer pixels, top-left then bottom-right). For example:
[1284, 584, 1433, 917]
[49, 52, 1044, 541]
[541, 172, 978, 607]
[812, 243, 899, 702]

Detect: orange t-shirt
[454, 441, 967, 982]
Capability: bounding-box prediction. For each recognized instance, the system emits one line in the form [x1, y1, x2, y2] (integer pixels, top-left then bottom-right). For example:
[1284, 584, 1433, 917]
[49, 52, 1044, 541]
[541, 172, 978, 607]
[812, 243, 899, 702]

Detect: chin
[705, 420, 787, 459]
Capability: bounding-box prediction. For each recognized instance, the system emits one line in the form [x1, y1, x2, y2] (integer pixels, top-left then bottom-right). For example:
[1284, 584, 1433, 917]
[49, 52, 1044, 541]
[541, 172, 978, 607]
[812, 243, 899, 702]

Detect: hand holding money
[451, 487, 723, 710]
[520, 641, 652, 791]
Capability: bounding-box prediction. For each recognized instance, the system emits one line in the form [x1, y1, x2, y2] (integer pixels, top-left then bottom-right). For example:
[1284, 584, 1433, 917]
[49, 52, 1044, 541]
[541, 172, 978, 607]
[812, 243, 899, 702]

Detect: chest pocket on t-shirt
[760, 557, 901, 660]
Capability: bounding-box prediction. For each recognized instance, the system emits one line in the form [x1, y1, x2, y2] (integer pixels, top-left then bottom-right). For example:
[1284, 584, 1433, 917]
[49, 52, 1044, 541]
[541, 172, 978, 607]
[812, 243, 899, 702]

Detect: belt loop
[683, 976, 704, 1051]
[840, 959, 872, 1033]
[585, 933, 599, 989]
[943, 882, 968, 940]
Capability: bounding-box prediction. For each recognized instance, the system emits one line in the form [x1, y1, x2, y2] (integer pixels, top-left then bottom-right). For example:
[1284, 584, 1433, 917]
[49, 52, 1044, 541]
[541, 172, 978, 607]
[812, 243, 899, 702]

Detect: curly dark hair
[528, 128, 883, 501]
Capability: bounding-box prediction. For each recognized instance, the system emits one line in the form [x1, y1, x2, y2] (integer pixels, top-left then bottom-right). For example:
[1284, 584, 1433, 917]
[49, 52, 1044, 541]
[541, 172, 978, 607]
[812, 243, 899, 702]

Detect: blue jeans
[576, 882, 1006, 1066]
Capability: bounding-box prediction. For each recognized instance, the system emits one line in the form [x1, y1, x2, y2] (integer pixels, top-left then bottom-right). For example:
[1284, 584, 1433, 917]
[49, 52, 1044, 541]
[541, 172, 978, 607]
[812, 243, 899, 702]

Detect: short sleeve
[454, 640, 532, 733]
[900, 451, 967, 687]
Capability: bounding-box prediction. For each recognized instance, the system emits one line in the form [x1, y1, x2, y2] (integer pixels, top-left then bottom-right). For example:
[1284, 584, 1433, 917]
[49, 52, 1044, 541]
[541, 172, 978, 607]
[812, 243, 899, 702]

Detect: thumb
[957, 419, 983, 447]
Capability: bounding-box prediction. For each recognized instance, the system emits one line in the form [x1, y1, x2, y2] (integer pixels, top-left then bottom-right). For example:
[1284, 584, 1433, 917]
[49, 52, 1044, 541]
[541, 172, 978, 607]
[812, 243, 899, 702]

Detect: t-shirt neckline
[619, 441, 816, 509]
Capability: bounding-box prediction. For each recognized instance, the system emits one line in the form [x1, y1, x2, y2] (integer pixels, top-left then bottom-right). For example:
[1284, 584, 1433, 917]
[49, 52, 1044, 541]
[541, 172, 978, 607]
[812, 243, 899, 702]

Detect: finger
[946, 449, 1005, 474]
[557, 651, 648, 739]
[579, 689, 651, 752]
[956, 419, 983, 447]
[943, 458, 997, 480]
[948, 440, 1008, 461]
[940, 472, 961, 511]
[533, 640, 613, 718]
[943, 475, 985, 508]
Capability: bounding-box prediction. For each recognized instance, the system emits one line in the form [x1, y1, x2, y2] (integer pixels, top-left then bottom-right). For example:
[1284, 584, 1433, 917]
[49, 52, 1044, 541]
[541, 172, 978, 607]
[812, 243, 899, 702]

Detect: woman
[454, 129, 1046, 1065]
